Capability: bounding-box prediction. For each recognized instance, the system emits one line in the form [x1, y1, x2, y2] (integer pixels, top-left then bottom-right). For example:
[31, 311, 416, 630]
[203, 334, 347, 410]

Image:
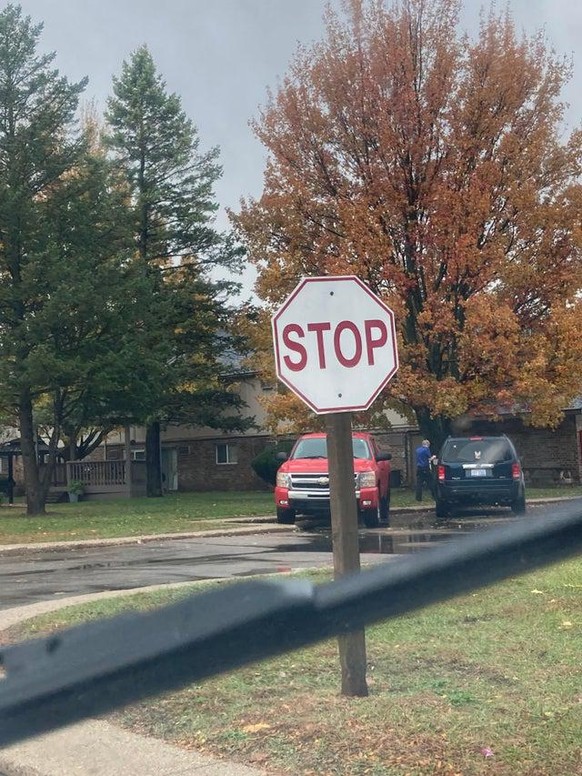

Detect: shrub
[251, 439, 295, 486]
[68, 479, 85, 495]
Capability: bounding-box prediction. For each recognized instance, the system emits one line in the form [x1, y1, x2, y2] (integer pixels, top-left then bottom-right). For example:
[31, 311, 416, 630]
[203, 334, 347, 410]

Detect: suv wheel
[511, 495, 526, 515]
[276, 507, 296, 524]
[435, 498, 449, 520]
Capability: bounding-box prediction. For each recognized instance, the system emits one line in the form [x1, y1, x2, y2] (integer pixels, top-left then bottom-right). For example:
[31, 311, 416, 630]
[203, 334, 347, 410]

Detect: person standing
[415, 439, 436, 502]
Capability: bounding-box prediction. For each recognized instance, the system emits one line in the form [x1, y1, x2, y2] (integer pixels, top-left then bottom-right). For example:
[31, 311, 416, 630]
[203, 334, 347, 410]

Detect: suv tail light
[512, 462, 522, 480]
[438, 465, 446, 481]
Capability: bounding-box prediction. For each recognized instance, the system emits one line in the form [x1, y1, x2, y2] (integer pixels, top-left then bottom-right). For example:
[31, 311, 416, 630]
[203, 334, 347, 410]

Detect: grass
[0, 491, 275, 544]
[10, 559, 582, 776]
[1, 486, 581, 545]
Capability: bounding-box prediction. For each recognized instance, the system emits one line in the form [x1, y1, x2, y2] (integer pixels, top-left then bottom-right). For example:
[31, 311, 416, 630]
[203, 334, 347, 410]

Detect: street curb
[0, 581, 211, 633]
[0, 522, 290, 557]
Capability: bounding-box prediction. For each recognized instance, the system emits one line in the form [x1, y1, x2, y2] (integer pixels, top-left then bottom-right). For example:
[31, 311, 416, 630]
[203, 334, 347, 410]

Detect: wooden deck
[50, 461, 147, 500]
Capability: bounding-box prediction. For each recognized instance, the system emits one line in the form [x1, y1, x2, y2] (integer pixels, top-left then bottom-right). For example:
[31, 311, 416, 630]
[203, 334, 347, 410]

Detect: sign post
[272, 275, 398, 697]
[325, 410, 368, 695]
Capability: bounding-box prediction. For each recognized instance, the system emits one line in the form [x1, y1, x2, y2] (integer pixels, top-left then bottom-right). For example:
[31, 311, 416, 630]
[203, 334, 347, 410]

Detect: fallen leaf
[242, 722, 272, 734]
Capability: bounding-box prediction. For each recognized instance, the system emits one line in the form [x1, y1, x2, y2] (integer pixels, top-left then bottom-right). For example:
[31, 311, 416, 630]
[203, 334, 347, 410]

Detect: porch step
[46, 489, 68, 504]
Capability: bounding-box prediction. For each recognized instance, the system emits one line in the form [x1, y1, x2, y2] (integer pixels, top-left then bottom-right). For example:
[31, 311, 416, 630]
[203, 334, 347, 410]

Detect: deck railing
[68, 460, 127, 487]
[47, 460, 147, 499]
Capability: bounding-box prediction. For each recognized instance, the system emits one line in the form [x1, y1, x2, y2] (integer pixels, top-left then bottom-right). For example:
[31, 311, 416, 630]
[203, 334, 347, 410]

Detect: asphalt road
[0, 507, 528, 611]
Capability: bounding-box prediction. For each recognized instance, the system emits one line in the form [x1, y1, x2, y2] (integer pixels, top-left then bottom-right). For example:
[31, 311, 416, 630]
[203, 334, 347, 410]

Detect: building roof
[0, 438, 52, 455]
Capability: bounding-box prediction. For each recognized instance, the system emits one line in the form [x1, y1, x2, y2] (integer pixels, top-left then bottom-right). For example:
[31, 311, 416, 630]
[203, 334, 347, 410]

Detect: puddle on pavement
[275, 528, 465, 555]
[358, 531, 457, 554]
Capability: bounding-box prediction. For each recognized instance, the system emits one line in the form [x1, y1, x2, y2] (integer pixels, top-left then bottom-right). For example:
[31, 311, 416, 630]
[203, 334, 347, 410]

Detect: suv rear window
[440, 437, 514, 465]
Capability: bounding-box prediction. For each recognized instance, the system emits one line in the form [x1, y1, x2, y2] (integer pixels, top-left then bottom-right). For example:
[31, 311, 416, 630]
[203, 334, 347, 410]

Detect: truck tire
[379, 493, 390, 524]
[276, 507, 296, 525]
[361, 504, 380, 528]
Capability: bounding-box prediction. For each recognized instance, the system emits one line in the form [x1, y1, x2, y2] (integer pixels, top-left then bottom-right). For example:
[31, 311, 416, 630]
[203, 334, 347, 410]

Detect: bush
[68, 479, 85, 495]
[251, 439, 295, 486]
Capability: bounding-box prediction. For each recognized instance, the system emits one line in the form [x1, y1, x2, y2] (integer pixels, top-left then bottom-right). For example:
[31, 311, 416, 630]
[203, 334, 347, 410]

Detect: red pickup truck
[274, 431, 392, 528]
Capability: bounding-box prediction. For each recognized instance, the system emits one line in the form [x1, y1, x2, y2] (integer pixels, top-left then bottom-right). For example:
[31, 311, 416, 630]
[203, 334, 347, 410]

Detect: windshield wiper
[0, 501, 580, 747]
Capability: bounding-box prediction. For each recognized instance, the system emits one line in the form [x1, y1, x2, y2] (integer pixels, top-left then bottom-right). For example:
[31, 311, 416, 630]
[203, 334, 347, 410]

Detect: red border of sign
[271, 275, 399, 414]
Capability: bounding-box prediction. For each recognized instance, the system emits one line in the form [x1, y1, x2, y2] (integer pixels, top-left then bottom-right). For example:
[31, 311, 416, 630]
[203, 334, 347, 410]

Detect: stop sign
[272, 275, 398, 413]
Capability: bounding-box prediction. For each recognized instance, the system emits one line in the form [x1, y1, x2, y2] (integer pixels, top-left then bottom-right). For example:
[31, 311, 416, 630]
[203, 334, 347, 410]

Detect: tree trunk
[414, 408, 453, 454]
[145, 420, 163, 497]
[18, 393, 46, 516]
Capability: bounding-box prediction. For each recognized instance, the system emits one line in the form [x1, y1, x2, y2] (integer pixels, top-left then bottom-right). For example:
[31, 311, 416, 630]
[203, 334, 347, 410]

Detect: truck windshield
[292, 438, 327, 458]
[291, 438, 371, 459]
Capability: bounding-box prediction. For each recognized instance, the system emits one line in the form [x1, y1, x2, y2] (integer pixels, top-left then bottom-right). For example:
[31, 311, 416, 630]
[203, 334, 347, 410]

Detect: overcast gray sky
[13, 0, 582, 294]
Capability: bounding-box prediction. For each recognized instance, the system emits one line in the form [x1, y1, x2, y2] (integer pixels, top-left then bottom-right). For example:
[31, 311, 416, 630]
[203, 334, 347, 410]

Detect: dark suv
[434, 435, 526, 519]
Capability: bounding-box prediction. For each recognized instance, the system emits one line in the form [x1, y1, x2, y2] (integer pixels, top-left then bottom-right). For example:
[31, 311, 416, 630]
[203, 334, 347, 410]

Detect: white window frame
[215, 443, 238, 465]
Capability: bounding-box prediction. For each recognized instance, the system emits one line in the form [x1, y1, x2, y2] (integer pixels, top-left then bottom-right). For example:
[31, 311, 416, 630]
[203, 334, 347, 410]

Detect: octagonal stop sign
[272, 275, 398, 414]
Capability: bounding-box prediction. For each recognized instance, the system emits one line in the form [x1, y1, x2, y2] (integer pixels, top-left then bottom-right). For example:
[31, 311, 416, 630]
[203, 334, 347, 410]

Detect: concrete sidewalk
[0, 718, 268, 776]
[0, 587, 272, 776]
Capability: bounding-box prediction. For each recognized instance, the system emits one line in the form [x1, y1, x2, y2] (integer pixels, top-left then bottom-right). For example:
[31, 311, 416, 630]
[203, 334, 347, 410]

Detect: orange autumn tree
[234, 0, 582, 445]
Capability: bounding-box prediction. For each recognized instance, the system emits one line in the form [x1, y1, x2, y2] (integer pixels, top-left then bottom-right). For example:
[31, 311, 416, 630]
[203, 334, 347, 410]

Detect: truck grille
[289, 472, 358, 498]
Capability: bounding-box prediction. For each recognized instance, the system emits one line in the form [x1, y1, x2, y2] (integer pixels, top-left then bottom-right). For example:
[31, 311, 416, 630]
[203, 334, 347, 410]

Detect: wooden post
[325, 412, 368, 697]
[7, 454, 14, 505]
[124, 426, 132, 497]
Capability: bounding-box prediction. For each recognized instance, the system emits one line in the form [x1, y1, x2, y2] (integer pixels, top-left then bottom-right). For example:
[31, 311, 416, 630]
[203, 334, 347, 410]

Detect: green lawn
[11, 558, 582, 776]
[0, 486, 581, 544]
[0, 491, 275, 544]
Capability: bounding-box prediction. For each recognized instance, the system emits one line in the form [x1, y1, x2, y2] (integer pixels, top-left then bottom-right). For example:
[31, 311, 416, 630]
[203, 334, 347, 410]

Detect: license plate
[470, 468, 487, 477]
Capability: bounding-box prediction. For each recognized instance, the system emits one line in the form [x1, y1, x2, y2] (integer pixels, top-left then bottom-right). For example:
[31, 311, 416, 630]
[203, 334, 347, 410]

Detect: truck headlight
[276, 471, 291, 488]
[358, 471, 376, 488]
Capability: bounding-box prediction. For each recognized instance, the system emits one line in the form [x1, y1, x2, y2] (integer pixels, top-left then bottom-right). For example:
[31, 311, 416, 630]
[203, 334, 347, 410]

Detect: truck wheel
[276, 507, 296, 525]
[361, 505, 380, 528]
[379, 493, 390, 524]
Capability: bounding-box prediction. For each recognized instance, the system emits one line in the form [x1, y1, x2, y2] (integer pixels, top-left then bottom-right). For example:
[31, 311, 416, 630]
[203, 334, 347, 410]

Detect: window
[291, 437, 371, 460]
[353, 439, 371, 459]
[216, 443, 238, 465]
[107, 448, 145, 461]
[441, 438, 514, 465]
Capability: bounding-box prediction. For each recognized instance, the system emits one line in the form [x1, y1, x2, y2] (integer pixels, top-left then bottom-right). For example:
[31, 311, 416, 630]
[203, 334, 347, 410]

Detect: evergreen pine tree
[105, 46, 246, 497]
